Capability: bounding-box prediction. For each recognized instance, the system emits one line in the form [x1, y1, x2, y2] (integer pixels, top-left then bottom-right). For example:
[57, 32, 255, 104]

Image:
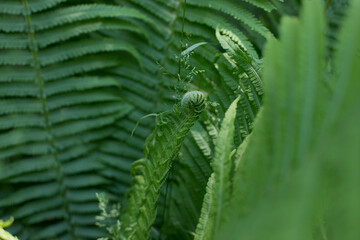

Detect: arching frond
[194, 97, 239, 240]
[120, 93, 205, 240]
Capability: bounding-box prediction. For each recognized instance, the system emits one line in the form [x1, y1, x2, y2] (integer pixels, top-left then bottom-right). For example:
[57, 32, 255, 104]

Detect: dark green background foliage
[0, 0, 358, 240]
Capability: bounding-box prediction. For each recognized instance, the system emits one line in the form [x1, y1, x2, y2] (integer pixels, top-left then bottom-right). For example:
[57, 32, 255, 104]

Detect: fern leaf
[0, 0, 68, 14]
[188, 0, 273, 39]
[0, 183, 59, 208]
[0, 33, 28, 49]
[38, 38, 142, 67]
[0, 50, 31, 66]
[241, 0, 276, 12]
[1, 0, 280, 238]
[185, 7, 258, 58]
[127, 0, 176, 23]
[49, 103, 130, 124]
[0, 217, 19, 240]
[193, 173, 215, 240]
[191, 124, 212, 161]
[31, 5, 154, 31]
[41, 56, 122, 81]
[12, 197, 62, 219]
[0, 83, 38, 97]
[216, 28, 263, 108]
[194, 97, 239, 240]
[32, 222, 67, 240]
[45, 76, 120, 96]
[36, 19, 147, 48]
[120, 93, 205, 240]
[0, 1, 151, 239]
[215, 0, 360, 239]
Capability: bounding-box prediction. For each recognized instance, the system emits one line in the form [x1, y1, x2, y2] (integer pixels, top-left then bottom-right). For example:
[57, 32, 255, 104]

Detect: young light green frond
[216, 27, 264, 110]
[193, 173, 215, 240]
[0, 217, 19, 240]
[191, 124, 212, 161]
[160, 122, 214, 240]
[194, 97, 239, 240]
[212, 29, 263, 144]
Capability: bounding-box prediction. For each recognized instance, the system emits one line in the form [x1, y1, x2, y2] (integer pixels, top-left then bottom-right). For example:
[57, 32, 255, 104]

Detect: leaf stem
[178, 0, 187, 79]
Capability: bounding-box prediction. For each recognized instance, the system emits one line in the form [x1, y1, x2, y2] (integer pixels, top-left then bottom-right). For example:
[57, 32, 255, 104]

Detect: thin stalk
[161, 1, 188, 238]
[178, 0, 187, 79]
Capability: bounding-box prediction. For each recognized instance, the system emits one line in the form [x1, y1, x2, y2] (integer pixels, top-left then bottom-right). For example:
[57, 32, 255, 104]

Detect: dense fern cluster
[0, 0, 272, 238]
[1, 0, 358, 240]
[122, 1, 271, 237]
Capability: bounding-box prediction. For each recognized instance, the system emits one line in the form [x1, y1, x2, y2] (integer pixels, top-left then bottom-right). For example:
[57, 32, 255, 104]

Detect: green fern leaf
[0, 1, 151, 239]
[215, 0, 360, 239]
[194, 97, 239, 240]
[188, 0, 273, 39]
[0, 217, 19, 240]
[241, 0, 276, 12]
[0, 0, 68, 14]
[1, 0, 281, 238]
[120, 92, 206, 240]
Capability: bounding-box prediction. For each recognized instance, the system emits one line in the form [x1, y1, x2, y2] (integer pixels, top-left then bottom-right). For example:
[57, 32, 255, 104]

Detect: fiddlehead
[181, 91, 206, 113]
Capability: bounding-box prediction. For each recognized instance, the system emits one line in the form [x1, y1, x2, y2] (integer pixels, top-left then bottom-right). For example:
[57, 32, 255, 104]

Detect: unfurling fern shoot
[120, 91, 206, 240]
[181, 91, 206, 113]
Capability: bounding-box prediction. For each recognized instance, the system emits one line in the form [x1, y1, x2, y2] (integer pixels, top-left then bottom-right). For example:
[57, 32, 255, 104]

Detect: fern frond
[185, 7, 258, 58]
[31, 5, 154, 31]
[120, 93, 205, 240]
[1, 0, 281, 238]
[0, 0, 68, 14]
[188, 0, 273, 39]
[38, 39, 142, 67]
[241, 0, 276, 12]
[0, 217, 19, 240]
[127, 0, 176, 24]
[0, 1, 151, 239]
[36, 19, 148, 49]
[194, 97, 239, 240]
[215, 0, 360, 239]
